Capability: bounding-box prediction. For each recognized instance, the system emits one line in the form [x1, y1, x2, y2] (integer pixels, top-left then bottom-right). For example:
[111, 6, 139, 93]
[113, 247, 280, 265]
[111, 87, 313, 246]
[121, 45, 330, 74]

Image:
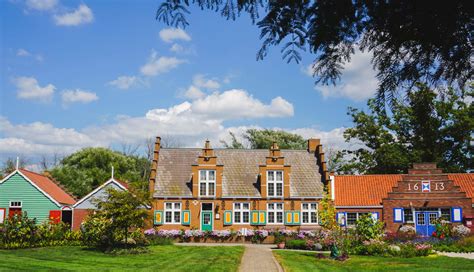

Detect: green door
[201, 211, 213, 231]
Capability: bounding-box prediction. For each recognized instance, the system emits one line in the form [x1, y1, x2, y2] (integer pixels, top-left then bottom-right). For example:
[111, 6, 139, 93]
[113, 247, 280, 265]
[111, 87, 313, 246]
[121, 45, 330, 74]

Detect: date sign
[407, 180, 445, 192]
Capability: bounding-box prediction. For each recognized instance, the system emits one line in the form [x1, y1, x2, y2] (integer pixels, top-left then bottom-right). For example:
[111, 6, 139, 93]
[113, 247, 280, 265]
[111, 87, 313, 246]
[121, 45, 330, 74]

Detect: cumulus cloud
[17, 49, 31, 57]
[140, 50, 186, 77]
[108, 75, 142, 90]
[159, 28, 191, 43]
[53, 4, 93, 26]
[61, 89, 98, 104]
[13, 76, 55, 102]
[183, 85, 205, 100]
[306, 50, 378, 101]
[25, 0, 58, 11]
[182, 74, 221, 99]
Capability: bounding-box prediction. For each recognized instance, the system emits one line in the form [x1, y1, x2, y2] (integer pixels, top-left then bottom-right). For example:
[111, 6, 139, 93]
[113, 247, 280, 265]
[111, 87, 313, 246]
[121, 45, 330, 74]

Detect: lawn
[273, 250, 474, 272]
[0, 245, 244, 272]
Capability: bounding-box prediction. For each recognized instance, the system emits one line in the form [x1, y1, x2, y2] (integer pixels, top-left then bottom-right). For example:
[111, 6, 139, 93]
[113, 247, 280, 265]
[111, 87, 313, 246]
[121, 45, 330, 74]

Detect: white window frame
[164, 202, 182, 224]
[9, 201, 22, 208]
[301, 203, 318, 224]
[267, 170, 283, 197]
[233, 203, 250, 224]
[267, 202, 284, 224]
[346, 212, 370, 226]
[199, 170, 216, 197]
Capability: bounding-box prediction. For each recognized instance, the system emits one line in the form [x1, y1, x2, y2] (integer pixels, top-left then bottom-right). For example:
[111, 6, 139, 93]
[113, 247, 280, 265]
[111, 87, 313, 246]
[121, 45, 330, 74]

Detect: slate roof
[333, 173, 474, 206]
[154, 149, 324, 198]
[19, 169, 76, 205]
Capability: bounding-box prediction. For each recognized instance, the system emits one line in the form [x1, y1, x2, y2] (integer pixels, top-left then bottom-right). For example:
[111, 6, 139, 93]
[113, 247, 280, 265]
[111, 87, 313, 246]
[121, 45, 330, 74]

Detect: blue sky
[1, 0, 377, 161]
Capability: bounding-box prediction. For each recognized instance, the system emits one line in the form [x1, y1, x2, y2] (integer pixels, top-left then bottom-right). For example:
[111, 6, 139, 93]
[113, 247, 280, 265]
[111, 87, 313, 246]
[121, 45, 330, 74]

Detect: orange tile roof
[333, 173, 473, 206]
[19, 169, 76, 205]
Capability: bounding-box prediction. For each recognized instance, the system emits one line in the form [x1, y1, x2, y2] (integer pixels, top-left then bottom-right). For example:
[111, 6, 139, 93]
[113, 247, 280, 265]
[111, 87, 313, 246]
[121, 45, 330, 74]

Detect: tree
[82, 188, 148, 249]
[221, 129, 307, 149]
[318, 190, 338, 230]
[49, 147, 151, 198]
[157, 1, 473, 105]
[338, 84, 473, 174]
[1, 157, 27, 177]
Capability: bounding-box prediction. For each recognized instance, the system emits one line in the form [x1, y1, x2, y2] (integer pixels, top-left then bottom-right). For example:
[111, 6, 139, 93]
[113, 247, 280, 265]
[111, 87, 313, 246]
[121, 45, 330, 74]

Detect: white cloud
[159, 28, 191, 43]
[17, 48, 31, 57]
[306, 50, 377, 101]
[140, 50, 185, 76]
[61, 89, 98, 104]
[13, 76, 55, 102]
[53, 4, 93, 26]
[108, 76, 142, 90]
[193, 74, 220, 89]
[25, 0, 58, 11]
[183, 85, 205, 100]
[170, 43, 184, 53]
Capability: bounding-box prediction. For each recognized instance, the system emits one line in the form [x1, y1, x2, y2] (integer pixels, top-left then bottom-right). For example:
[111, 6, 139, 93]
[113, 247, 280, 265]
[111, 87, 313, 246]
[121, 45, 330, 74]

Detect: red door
[8, 208, 22, 218]
[49, 210, 61, 224]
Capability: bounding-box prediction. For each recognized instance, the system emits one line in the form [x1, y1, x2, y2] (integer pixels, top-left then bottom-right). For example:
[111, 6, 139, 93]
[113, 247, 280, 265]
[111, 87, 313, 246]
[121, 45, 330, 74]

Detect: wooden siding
[0, 173, 59, 224]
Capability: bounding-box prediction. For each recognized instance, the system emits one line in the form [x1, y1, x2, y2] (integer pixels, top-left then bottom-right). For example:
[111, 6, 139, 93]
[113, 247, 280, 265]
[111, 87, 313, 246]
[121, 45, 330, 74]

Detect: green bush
[285, 239, 307, 250]
[148, 236, 174, 246]
[433, 236, 474, 252]
[355, 214, 384, 242]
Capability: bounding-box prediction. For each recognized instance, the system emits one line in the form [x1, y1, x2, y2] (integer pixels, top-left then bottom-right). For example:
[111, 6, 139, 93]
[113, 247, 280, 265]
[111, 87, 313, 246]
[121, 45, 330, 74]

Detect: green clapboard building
[0, 168, 76, 226]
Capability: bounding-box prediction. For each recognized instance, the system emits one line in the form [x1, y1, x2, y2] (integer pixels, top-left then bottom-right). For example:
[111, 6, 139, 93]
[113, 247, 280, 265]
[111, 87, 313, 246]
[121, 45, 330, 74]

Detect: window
[233, 203, 250, 224]
[199, 170, 216, 197]
[302, 203, 318, 224]
[164, 202, 181, 224]
[267, 170, 283, 197]
[267, 203, 283, 224]
[346, 212, 370, 226]
[440, 208, 451, 221]
[404, 208, 414, 223]
[9, 201, 22, 208]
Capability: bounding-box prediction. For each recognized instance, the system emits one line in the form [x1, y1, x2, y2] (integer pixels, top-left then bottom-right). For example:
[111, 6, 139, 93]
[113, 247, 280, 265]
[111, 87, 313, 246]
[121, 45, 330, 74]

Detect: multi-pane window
[440, 208, 451, 221]
[404, 208, 414, 223]
[9, 201, 22, 208]
[164, 202, 181, 224]
[199, 170, 216, 197]
[267, 170, 283, 197]
[346, 212, 370, 226]
[233, 203, 250, 224]
[267, 203, 284, 224]
[302, 203, 318, 224]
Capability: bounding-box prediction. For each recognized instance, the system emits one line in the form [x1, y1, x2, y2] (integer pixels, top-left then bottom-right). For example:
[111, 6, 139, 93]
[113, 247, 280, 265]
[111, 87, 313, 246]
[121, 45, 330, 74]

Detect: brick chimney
[148, 136, 161, 196]
[307, 138, 320, 153]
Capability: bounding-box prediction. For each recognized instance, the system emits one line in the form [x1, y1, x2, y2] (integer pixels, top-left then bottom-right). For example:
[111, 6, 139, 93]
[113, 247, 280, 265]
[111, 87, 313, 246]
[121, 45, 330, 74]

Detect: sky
[0, 0, 377, 164]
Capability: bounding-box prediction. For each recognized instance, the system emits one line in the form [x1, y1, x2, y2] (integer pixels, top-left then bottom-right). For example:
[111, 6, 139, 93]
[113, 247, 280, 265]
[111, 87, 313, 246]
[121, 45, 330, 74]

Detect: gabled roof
[73, 178, 128, 208]
[333, 173, 474, 207]
[154, 148, 324, 198]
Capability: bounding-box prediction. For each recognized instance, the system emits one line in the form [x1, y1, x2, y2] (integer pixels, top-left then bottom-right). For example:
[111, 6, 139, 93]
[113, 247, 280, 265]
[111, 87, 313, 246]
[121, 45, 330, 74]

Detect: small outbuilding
[0, 168, 76, 226]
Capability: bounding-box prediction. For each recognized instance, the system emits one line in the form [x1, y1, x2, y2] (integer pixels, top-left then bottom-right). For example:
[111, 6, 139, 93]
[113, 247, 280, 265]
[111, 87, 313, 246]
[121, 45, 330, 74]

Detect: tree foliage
[49, 147, 150, 198]
[222, 129, 307, 149]
[156, 1, 473, 105]
[337, 84, 473, 174]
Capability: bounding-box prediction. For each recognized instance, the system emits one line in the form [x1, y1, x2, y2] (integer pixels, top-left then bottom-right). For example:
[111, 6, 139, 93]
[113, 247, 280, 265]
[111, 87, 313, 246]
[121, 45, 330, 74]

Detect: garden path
[176, 243, 283, 272]
[436, 251, 474, 260]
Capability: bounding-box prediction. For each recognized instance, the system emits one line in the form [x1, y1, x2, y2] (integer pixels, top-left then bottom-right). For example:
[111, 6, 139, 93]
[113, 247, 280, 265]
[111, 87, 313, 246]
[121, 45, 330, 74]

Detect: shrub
[274, 231, 285, 244]
[432, 219, 451, 239]
[0, 214, 37, 249]
[285, 239, 307, 250]
[355, 214, 384, 242]
[433, 236, 474, 253]
[452, 225, 471, 238]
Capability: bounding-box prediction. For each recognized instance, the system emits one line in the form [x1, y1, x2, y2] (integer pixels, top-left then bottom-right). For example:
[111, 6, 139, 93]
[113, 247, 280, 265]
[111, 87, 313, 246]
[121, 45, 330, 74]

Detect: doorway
[201, 203, 213, 231]
[415, 212, 438, 236]
[62, 209, 73, 228]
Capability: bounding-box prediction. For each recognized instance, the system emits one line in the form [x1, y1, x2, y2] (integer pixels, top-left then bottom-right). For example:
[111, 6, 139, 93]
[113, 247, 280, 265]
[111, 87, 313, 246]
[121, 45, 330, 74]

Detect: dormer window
[199, 170, 216, 197]
[267, 170, 283, 197]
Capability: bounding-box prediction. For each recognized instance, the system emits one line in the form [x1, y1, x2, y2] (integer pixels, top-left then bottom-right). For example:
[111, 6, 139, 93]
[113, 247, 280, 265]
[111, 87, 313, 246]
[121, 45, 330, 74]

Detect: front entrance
[8, 208, 22, 218]
[201, 203, 213, 231]
[415, 212, 438, 236]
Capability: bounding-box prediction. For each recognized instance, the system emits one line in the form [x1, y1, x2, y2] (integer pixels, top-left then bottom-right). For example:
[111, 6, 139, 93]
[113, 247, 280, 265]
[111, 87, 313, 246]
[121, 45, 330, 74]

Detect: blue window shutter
[451, 207, 462, 222]
[393, 208, 403, 223]
[223, 211, 233, 225]
[336, 212, 346, 226]
[154, 210, 163, 225]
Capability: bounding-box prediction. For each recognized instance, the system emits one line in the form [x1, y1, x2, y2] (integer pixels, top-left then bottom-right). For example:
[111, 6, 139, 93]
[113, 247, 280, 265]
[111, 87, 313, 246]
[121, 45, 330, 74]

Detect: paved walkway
[436, 251, 474, 260]
[176, 243, 283, 272]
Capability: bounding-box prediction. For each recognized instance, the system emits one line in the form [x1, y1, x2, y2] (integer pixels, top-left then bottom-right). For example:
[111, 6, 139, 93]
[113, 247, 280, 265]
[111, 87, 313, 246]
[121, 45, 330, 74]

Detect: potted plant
[274, 231, 286, 249]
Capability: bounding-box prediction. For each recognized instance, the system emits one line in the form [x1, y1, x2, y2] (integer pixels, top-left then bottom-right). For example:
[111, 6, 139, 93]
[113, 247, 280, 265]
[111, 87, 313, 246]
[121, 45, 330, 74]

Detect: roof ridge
[20, 168, 77, 201]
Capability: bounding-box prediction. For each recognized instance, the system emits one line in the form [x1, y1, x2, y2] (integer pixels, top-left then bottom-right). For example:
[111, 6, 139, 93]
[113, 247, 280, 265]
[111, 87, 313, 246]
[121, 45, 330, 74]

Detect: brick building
[149, 137, 329, 231]
[332, 163, 473, 235]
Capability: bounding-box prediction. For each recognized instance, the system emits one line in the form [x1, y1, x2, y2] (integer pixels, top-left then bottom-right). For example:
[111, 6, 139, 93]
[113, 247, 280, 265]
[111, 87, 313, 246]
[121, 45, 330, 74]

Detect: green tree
[82, 188, 148, 249]
[339, 84, 473, 174]
[49, 147, 150, 198]
[318, 190, 338, 230]
[157, 1, 473, 105]
[222, 129, 307, 149]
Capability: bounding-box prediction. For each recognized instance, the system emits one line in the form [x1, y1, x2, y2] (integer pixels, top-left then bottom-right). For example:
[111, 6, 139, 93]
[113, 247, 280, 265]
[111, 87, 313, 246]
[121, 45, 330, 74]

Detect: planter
[277, 243, 286, 249]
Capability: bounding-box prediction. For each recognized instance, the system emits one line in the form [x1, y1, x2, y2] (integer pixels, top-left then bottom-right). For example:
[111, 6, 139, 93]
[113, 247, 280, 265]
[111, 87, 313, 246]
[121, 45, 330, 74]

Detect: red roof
[333, 173, 473, 206]
[19, 169, 76, 205]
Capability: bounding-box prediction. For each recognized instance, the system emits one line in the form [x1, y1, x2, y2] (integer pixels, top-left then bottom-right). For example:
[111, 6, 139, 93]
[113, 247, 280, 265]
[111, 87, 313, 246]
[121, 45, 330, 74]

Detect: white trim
[301, 202, 318, 224]
[73, 178, 127, 208]
[233, 202, 250, 224]
[164, 202, 182, 224]
[267, 202, 284, 224]
[221, 196, 261, 199]
[198, 170, 216, 197]
[335, 206, 383, 208]
[267, 170, 284, 197]
[9, 201, 22, 208]
[1, 170, 61, 207]
[330, 175, 335, 200]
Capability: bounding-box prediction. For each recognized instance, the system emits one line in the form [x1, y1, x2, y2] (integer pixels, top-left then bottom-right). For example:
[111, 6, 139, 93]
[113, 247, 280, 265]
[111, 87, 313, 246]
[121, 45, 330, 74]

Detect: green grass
[0, 245, 244, 272]
[273, 250, 474, 272]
